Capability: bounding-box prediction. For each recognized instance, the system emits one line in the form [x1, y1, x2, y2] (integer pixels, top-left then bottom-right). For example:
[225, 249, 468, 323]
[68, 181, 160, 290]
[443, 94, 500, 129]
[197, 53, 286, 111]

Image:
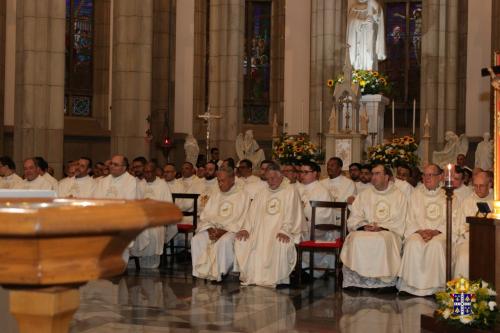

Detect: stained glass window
[380, 1, 422, 130]
[65, 0, 93, 117]
[243, 0, 271, 124]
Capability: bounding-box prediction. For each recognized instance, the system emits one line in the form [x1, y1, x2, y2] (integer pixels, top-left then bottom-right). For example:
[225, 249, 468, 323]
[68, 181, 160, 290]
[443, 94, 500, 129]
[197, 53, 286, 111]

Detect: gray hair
[265, 161, 281, 172]
[218, 166, 235, 177]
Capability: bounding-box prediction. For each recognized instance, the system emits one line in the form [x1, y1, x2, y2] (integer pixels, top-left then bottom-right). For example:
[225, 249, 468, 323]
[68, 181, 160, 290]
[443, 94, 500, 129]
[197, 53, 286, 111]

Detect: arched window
[65, 0, 93, 117]
[243, 0, 272, 124]
[380, 0, 422, 132]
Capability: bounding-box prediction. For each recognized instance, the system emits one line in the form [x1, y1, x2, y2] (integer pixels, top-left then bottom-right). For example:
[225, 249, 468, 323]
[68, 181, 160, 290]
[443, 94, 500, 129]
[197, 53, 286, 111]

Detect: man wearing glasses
[94, 155, 137, 200]
[397, 164, 447, 296]
[341, 164, 407, 289]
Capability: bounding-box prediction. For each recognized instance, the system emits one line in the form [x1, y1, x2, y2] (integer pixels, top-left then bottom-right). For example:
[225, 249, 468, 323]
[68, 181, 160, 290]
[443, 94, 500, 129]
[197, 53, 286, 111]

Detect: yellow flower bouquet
[367, 136, 419, 168]
[272, 133, 318, 165]
[328, 69, 391, 95]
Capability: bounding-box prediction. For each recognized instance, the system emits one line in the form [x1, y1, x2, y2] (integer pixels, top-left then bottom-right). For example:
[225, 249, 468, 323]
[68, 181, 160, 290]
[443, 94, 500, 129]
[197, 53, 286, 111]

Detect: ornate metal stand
[444, 181, 454, 281]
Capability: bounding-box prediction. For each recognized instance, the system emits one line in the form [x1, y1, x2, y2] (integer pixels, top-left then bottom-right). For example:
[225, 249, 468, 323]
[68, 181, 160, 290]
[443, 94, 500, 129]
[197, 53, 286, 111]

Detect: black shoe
[276, 283, 290, 289]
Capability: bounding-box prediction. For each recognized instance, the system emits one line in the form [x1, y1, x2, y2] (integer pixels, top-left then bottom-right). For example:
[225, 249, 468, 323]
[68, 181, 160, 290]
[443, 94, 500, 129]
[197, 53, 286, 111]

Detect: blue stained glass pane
[72, 96, 91, 116]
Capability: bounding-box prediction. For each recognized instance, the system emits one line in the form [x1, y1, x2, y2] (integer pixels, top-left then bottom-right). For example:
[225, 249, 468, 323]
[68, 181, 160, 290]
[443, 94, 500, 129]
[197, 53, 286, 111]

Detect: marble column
[111, 0, 153, 159]
[269, 0, 285, 138]
[13, 0, 65, 177]
[0, 0, 6, 155]
[93, 0, 111, 130]
[150, 0, 175, 164]
[310, 0, 347, 143]
[208, 0, 244, 157]
[420, 0, 459, 153]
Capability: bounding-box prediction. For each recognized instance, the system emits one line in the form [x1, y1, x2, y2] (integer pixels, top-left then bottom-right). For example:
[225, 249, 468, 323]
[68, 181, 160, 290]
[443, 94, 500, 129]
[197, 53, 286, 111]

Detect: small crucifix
[198, 105, 222, 155]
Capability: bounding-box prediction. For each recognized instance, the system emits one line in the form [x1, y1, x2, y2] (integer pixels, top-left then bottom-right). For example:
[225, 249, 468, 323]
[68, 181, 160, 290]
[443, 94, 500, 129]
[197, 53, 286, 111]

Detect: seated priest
[320, 157, 356, 203]
[397, 164, 447, 296]
[340, 164, 407, 289]
[235, 161, 304, 287]
[452, 166, 472, 203]
[14, 158, 55, 191]
[131, 162, 173, 269]
[297, 161, 334, 276]
[0, 156, 23, 189]
[93, 155, 137, 200]
[191, 166, 250, 281]
[453, 171, 493, 278]
[58, 157, 96, 198]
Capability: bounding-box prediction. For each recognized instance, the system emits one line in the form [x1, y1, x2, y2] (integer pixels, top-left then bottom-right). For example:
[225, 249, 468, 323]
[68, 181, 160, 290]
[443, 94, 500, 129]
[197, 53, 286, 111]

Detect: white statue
[346, 0, 386, 70]
[272, 112, 279, 138]
[432, 131, 469, 168]
[475, 132, 493, 171]
[360, 109, 369, 135]
[184, 134, 200, 167]
[328, 106, 337, 134]
[235, 130, 266, 168]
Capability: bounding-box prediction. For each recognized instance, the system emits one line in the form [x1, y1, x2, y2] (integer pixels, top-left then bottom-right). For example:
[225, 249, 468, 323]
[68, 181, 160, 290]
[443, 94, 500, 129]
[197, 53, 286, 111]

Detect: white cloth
[13, 175, 55, 191]
[320, 175, 356, 202]
[346, 0, 386, 71]
[242, 179, 267, 201]
[42, 173, 59, 190]
[340, 184, 407, 288]
[475, 138, 493, 170]
[394, 178, 413, 201]
[235, 180, 304, 287]
[58, 175, 96, 198]
[453, 185, 472, 204]
[192, 184, 250, 281]
[174, 175, 205, 224]
[93, 173, 138, 200]
[355, 181, 372, 194]
[0, 173, 23, 189]
[453, 191, 494, 278]
[397, 186, 447, 296]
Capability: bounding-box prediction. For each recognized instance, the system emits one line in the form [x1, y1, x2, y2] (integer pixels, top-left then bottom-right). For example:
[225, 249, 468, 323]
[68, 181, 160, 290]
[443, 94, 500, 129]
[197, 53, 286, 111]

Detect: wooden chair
[295, 201, 348, 287]
[166, 193, 200, 264]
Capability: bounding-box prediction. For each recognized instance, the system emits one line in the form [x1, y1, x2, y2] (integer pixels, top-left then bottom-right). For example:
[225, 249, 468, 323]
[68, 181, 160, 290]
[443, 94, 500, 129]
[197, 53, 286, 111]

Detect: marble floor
[0, 263, 437, 333]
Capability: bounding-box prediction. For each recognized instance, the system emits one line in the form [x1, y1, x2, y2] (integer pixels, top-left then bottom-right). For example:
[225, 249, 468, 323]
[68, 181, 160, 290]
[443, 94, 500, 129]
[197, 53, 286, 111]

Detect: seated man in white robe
[452, 166, 472, 203]
[298, 161, 333, 275]
[163, 163, 179, 193]
[94, 155, 137, 200]
[454, 171, 493, 278]
[235, 159, 260, 186]
[132, 162, 173, 268]
[348, 163, 362, 183]
[355, 164, 373, 193]
[174, 161, 205, 223]
[35, 156, 59, 190]
[243, 159, 271, 201]
[397, 164, 447, 296]
[191, 166, 250, 281]
[394, 164, 414, 200]
[235, 161, 304, 287]
[320, 157, 356, 204]
[340, 164, 407, 289]
[14, 158, 55, 191]
[281, 163, 301, 191]
[0, 156, 23, 189]
[199, 161, 220, 210]
[58, 157, 96, 198]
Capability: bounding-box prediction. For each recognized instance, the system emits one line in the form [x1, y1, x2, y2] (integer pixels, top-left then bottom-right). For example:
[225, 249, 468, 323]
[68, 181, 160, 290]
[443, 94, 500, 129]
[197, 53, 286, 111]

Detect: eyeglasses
[423, 173, 440, 178]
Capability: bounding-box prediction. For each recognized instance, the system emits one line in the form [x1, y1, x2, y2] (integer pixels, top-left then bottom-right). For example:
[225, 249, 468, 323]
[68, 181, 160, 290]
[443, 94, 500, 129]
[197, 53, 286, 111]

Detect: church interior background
[0, 1, 499, 332]
[0, 0, 497, 176]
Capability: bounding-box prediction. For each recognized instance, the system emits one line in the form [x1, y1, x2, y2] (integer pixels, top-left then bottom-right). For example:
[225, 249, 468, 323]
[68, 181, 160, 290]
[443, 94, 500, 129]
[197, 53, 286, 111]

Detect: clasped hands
[363, 223, 386, 232]
[416, 229, 441, 242]
[235, 230, 290, 243]
[207, 227, 227, 241]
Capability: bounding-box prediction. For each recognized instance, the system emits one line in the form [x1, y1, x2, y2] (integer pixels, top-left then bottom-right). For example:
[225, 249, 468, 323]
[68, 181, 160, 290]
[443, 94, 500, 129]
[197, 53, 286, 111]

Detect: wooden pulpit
[0, 198, 182, 333]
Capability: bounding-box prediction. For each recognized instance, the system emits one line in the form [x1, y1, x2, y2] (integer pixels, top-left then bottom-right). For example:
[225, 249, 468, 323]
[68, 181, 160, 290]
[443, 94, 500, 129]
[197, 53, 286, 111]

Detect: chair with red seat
[166, 193, 200, 264]
[295, 201, 348, 287]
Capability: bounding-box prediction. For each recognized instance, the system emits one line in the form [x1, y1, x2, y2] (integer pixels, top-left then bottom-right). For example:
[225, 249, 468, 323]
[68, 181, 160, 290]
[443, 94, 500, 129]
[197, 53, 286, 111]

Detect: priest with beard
[397, 164, 447, 296]
[58, 157, 96, 198]
[340, 164, 407, 289]
[235, 161, 304, 287]
[191, 166, 250, 281]
[453, 171, 493, 278]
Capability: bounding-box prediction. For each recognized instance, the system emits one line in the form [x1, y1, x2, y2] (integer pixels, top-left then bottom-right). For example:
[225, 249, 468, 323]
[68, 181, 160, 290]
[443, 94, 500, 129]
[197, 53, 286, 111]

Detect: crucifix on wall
[198, 106, 222, 155]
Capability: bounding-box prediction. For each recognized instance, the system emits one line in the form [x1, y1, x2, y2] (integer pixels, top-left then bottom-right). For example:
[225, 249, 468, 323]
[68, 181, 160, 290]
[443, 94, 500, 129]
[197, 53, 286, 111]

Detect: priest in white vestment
[132, 163, 173, 268]
[174, 162, 205, 224]
[14, 158, 55, 191]
[199, 161, 220, 211]
[355, 164, 372, 193]
[235, 159, 260, 187]
[452, 166, 472, 203]
[35, 156, 59, 190]
[298, 161, 334, 275]
[397, 164, 447, 296]
[0, 156, 23, 189]
[93, 155, 138, 200]
[453, 171, 493, 278]
[341, 164, 407, 288]
[235, 162, 304, 287]
[243, 160, 271, 201]
[58, 158, 96, 198]
[191, 166, 250, 281]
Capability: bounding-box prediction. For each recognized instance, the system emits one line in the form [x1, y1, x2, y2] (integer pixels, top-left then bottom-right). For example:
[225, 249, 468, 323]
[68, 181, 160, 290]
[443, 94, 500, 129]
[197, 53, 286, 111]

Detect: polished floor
[0, 262, 437, 333]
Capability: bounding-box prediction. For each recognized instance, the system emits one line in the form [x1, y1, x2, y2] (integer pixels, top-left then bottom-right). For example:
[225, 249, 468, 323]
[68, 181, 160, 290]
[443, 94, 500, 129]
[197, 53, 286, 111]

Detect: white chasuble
[192, 184, 250, 281]
[340, 184, 407, 288]
[397, 186, 448, 296]
[0, 173, 23, 189]
[235, 180, 304, 287]
[93, 173, 138, 200]
[58, 175, 96, 198]
[13, 175, 55, 191]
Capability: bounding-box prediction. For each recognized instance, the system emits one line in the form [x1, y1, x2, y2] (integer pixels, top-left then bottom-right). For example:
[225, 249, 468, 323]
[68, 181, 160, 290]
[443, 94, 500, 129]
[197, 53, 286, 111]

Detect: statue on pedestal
[475, 132, 493, 171]
[236, 130, 266, 168]
[184, 134, 200, 167]
[328, 107, 337, 134]
[432, 131, 469, 168]
[347, 0, 386, 71]
[360, 109, 369, 135]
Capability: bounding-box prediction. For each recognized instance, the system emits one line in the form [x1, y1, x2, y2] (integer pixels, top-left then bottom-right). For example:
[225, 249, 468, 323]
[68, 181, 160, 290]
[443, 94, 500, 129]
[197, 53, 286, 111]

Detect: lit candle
[392, 100, 395, 135]
[445, 163, 453, 187]
[319, 101, 323, 132]
[412, 99, 416, 135]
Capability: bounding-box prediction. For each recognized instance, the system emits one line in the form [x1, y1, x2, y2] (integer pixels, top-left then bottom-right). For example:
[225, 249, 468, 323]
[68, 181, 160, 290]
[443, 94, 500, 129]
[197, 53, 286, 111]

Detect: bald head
[472, 171, 491, 198]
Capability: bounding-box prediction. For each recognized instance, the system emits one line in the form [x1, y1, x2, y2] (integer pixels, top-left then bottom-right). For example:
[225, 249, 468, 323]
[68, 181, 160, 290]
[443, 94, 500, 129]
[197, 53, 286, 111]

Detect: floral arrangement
[435, 278, 497, 329]
[327, 69, 391, 95]
[367, 136, 419, 168]
[272, 133, 318, 165]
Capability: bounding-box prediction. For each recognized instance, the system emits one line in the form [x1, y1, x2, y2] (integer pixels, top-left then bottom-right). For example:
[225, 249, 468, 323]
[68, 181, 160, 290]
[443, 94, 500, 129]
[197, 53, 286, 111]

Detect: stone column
[13, 0, 65, 177]
[111, 0, 153, 159]
[0, 0, 6, 155]
[310, 0, 347, 142]
[93, 0, 111, 130]
[269, 0, 285, 138]
[208, 0, 244, 157]
[151, 0, 175, 164]
[420, 0, 459, 153]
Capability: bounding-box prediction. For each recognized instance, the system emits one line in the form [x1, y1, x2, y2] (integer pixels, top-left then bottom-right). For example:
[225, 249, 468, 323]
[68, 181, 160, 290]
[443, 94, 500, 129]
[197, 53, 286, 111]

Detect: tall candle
[319, 101, 323, 132]
[301, 102, 304, 132]
[392, 100, 395, 134]
[412, 99, 416, 135]
[445, 163, 453, 188]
